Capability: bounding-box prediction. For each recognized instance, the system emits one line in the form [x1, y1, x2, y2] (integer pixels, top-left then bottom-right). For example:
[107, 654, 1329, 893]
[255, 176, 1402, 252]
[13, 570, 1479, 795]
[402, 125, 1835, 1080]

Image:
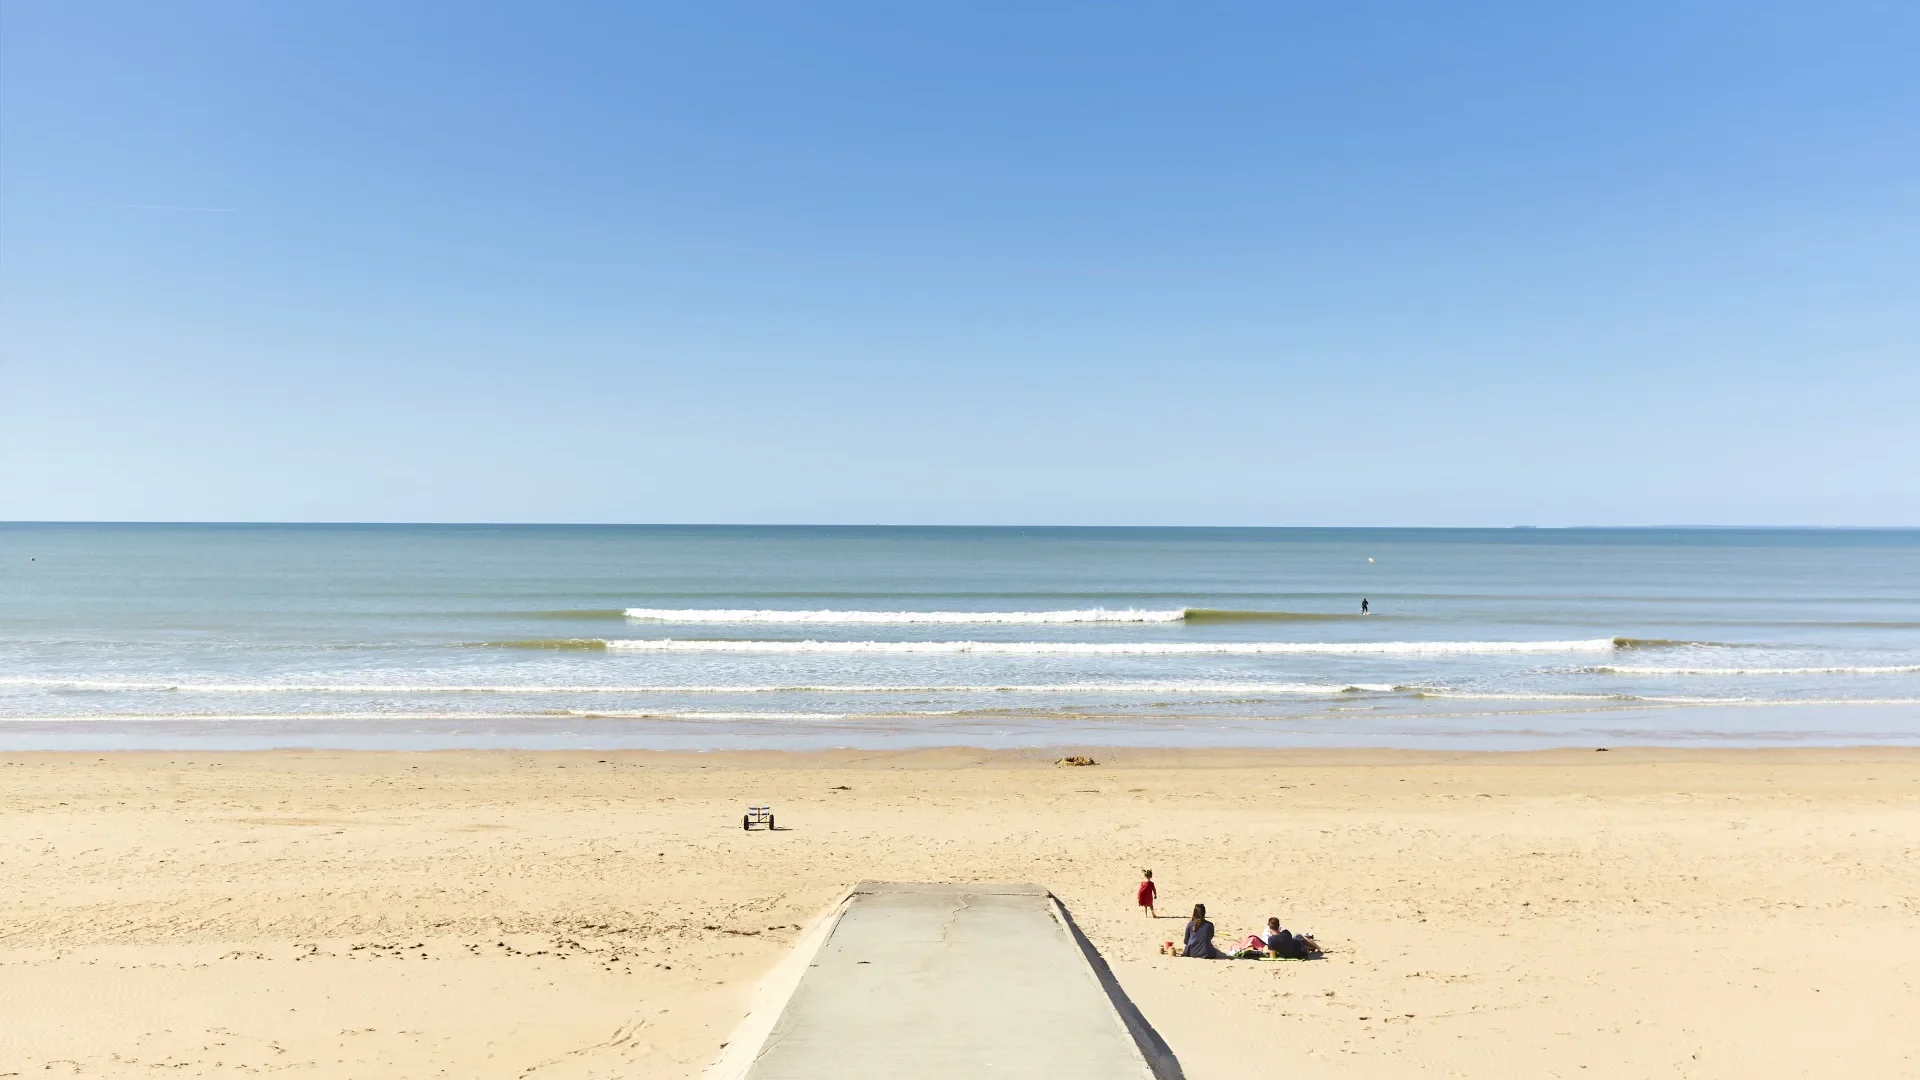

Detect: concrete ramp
[726, 882, 1171, 1079]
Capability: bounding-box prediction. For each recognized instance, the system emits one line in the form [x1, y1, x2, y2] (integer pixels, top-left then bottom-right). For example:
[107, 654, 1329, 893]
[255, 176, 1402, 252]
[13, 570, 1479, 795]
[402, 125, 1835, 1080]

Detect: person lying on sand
[1182, 903, 1225, 958]
[1226, 919, 1323, 959]
[1263, 917, 1317, 959]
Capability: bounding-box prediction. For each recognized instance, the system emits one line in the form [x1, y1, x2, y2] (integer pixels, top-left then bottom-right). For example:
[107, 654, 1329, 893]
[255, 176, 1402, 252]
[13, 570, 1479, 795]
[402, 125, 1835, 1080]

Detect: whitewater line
[10, 697, 1920, 726]
[623, 607, 1189, 624]
[601, 637, 1619, 656]
[0, 676, 1398, 695]
[1586, 664, 1920, 676]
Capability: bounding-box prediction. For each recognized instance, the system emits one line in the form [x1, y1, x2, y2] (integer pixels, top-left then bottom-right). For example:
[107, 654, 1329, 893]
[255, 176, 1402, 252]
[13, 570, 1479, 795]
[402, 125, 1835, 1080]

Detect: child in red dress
[1137, 869, 1157, 916]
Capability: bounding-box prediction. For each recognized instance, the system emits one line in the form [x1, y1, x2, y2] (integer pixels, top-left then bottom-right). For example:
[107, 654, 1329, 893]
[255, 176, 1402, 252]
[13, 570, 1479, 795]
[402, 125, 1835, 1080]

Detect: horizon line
[3, 521, 1917, 531]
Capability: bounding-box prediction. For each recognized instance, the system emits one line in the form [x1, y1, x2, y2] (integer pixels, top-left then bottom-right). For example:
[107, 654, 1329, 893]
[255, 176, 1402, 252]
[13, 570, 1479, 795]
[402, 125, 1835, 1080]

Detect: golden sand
[3, 746, 1917, 1078]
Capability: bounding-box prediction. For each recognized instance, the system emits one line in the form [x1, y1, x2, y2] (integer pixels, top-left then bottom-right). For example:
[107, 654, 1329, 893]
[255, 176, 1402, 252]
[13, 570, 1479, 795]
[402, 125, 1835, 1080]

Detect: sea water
[1, 524, 1916, 750]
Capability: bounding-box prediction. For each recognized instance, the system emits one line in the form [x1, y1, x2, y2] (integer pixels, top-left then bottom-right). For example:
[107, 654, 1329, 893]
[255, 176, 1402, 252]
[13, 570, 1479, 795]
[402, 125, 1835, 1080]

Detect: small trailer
[742, 805, 774, 831]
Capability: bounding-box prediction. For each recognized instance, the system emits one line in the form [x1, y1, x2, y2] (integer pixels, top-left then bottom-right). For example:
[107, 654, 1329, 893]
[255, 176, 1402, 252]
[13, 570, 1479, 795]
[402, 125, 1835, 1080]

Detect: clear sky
[2, 2, 1915, 525]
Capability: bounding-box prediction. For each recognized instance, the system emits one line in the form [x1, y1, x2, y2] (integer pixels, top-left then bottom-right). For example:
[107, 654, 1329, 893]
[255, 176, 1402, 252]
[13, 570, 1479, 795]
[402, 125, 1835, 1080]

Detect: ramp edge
[703, 886, 857, 1080]
[1046, 892, 1186, 1080]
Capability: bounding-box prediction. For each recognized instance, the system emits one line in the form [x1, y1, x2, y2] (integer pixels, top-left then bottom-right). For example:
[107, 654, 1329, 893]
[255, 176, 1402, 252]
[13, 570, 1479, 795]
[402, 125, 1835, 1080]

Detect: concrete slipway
[707, 882, 1181, 1080]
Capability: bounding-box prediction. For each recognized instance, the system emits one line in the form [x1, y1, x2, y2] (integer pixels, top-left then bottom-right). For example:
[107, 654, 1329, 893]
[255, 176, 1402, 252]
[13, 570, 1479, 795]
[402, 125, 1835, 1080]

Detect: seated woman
[1263, 916, 1315, 960]
[1183, 903, 1226, 958]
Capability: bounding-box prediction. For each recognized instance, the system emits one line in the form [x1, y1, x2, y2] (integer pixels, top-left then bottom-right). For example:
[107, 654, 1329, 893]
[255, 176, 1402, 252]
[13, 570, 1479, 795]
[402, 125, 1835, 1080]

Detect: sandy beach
[3, 746, 1917, 1078]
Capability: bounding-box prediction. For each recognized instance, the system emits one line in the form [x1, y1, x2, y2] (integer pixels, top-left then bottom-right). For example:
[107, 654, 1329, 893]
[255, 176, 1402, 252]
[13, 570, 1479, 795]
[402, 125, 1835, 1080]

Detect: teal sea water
[2, 524, 1917, 751]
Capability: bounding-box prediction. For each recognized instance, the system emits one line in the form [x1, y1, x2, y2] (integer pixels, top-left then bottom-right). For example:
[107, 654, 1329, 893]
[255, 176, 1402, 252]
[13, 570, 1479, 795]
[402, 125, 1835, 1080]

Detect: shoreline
[4, 697, 1917, 755]
[8, 742, 1920, 762]
[6, 745, 1917, 1078]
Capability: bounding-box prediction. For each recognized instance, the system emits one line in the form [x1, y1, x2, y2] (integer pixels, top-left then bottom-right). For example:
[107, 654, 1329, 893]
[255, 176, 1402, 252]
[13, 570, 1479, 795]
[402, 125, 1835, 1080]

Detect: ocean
[2, 523, 1916, 751]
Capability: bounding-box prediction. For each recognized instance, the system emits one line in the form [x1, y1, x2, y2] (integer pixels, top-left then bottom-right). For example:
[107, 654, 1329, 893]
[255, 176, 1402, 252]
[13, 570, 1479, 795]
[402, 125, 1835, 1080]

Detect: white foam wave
[0, 712, 536, 723]
[1416, 692, 1920, 707]
[1704, 697, 1920, 707]
[10, 697, 1920, 727]
[1415, 691, 1740, 704]
[572, 710, 852, 721]
[622, 607, 1188, 624]
[601, 638, 1619, 656]
[565, 710, 964, 721]
[0, 676, 1395, 695]
[1587, 665, 1920, 676]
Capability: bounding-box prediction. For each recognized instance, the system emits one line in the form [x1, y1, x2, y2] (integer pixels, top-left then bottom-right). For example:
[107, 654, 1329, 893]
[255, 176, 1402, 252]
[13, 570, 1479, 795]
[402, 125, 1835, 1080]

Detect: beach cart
[743, 805, 774, 831]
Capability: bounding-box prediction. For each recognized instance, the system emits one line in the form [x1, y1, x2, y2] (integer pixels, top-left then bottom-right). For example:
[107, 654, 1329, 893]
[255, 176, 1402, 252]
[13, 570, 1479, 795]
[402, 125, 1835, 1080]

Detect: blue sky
[2, 1, 1915, 525]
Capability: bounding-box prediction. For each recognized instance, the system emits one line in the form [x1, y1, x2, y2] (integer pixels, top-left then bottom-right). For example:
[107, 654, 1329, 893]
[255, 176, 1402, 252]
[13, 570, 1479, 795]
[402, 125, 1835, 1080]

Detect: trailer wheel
[767, 814, 775, 830]
[742, 814, 751, 831]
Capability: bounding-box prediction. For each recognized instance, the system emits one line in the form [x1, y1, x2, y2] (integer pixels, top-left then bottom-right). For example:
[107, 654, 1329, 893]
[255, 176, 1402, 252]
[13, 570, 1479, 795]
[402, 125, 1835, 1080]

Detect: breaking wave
[470, 638, 609, 651]
[1414, 694, 1920, 707]
[601, 637, 1619, 655]
[1586, 664, 1920, 676]
[0, 711, 565, 723]
[11, 698, 1920, 727]
[618, 607, 1370, 624]
[1411, 691, 1732, 703]
[0, 676, 1397, 695]
[1180, 609, 1361, 622]
[622, 607, 1188, 624]
[564, 710, 962, 721]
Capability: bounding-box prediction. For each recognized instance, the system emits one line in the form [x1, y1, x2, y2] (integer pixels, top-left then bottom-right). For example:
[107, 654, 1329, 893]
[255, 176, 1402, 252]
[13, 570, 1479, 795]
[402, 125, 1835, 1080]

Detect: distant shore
[5, 746, 1917, 1078]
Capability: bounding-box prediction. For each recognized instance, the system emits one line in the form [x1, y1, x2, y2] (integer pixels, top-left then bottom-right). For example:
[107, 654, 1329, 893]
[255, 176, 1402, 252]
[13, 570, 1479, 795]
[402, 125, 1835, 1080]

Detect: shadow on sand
[1051, 897, 1186, 1080]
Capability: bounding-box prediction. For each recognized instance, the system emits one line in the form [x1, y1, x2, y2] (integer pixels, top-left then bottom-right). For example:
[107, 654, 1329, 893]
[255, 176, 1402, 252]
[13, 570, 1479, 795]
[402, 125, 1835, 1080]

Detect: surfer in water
[1360, 598, 1369, 615]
